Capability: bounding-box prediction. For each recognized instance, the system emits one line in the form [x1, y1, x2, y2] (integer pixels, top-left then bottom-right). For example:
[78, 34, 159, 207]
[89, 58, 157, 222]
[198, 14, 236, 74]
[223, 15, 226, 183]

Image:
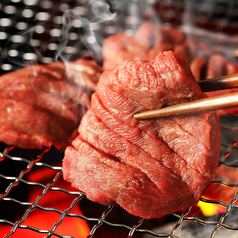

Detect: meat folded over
[63, 51, 220, 219]
[0, 59, 102, 149]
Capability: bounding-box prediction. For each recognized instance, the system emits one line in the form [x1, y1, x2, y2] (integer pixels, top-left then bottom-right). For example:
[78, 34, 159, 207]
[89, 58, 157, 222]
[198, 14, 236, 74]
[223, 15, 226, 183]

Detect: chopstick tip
[134, 114, 140, 120]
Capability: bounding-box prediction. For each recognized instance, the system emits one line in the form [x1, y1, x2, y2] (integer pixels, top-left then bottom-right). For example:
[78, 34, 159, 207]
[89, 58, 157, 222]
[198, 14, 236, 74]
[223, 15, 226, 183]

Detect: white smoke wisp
[55, 0, 116, 63]
[33, 0, 115, 123]
[181, 1, 238, 62]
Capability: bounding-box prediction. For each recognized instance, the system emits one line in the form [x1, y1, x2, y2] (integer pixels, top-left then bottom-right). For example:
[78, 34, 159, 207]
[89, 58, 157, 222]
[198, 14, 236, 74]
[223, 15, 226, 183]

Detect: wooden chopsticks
[134, 73, 238, 120]
[197, 72, 238, 92]
[134, 92, 238, 119]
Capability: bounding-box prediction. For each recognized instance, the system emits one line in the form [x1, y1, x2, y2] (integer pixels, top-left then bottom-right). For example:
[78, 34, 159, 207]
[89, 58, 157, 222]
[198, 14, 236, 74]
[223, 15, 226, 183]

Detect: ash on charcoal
[144, 209, 238, 238]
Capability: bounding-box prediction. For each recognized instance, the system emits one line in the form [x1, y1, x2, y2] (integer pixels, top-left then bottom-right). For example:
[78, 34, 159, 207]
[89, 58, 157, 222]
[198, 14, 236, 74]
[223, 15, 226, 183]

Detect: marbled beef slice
[63, 51, 220, 219]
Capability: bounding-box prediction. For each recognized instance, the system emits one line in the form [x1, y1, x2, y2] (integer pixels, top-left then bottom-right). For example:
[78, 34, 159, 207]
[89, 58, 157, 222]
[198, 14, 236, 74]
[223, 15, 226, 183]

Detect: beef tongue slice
[0, 59, 102, 149]
[63, 51, 220, 219]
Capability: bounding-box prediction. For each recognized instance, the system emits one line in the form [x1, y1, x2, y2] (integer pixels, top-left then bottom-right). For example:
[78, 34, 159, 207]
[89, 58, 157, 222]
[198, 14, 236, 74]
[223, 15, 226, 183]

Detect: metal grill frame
[1, 0, 238, 237]
[0, 142, 238, 237]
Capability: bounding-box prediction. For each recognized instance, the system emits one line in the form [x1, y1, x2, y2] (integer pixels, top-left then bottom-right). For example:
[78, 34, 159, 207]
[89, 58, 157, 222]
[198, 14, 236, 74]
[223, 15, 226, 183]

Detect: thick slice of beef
[204, 54, 238, 115]
[0, 59, 102, 121]
[63, 51, 220, 219]
[190, 54, 207, 81]
[0, 99, 77, 149]
[0, 59, 102, 149]
[102, 22, 238, 89]
[102, 22, 185, 70]
[206, 54, 238, 80]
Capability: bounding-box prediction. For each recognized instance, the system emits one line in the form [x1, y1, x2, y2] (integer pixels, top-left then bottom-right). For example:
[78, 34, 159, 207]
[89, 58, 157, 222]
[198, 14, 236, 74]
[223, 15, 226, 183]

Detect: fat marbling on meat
[63, 51, 220, 219]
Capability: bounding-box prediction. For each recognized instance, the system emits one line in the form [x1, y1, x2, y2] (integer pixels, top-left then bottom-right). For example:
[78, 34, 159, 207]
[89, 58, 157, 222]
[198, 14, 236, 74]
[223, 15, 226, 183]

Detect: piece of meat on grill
[63, 51, 220, 219]
[198, 54, 238, 115]
[206, 54, 238, 96]
[0, 59, 102, 149]
[102, 22, 185, 70]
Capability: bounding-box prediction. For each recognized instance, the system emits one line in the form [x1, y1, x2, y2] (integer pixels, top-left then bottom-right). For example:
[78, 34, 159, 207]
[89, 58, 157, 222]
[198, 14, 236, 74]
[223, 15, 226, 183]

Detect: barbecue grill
[0, 0, 238, 237]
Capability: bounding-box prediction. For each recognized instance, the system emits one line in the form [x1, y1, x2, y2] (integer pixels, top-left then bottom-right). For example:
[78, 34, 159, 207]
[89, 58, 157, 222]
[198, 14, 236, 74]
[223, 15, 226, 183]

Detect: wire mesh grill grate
[1, 0, 238, 237]
[0, 139, 238, 237]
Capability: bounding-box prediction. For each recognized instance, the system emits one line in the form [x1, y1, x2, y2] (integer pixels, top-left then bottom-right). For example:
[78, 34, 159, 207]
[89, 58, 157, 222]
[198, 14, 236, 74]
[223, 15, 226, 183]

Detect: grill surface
[1, 0, 238, 237]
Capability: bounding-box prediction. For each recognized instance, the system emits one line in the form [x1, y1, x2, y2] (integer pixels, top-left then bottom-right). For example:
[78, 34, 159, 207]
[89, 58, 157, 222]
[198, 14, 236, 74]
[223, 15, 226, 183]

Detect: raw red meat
[0, 59, 102, 149]
[102, 22, 185, 70]
[190, 54, 207, 81]
[102, 22, 238, 99]
[200, 54, 238, 115]
[63, 51, 220, 219]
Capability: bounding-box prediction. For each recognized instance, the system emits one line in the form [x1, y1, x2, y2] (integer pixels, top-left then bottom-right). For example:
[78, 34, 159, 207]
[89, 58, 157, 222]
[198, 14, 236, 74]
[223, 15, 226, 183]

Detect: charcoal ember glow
[0, 59, 102, 149]
[63, 51, 220, 219]
[202, 164, 238, 207]
[202, 54, 238, 115]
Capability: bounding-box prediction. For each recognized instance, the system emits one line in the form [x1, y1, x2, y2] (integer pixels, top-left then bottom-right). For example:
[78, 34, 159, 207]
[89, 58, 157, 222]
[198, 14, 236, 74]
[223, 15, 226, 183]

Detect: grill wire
[1, 0, 238, 237]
